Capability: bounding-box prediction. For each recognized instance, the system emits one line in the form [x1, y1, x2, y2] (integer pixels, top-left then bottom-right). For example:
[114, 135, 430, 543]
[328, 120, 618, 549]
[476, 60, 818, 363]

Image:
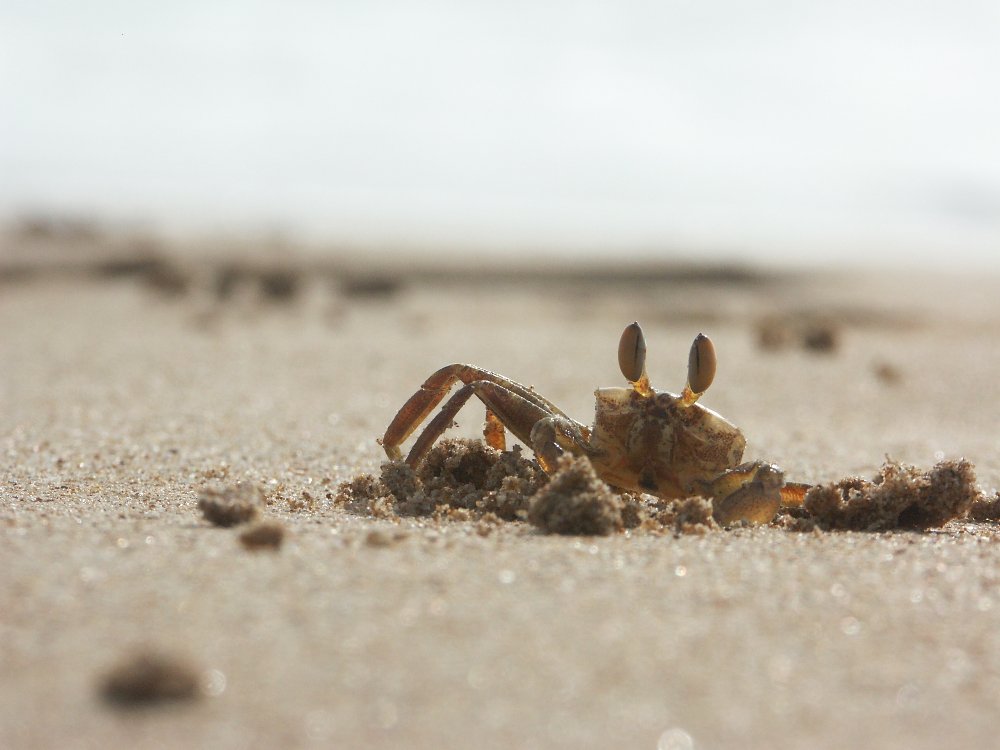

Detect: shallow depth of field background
[3, 1, 999, 268]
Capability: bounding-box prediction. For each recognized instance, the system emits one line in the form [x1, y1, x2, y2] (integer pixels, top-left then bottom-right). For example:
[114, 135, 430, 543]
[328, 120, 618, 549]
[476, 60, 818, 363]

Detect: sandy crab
[381, 322, 808, 524]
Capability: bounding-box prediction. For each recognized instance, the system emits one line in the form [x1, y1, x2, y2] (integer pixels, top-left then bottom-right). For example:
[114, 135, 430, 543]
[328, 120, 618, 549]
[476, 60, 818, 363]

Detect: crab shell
[585, 386, 746, 498]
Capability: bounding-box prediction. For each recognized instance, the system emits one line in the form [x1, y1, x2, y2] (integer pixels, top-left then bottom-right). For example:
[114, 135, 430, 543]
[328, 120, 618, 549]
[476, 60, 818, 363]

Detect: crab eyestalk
[681, 333, 716, 406]
[618, 322, 653, 396]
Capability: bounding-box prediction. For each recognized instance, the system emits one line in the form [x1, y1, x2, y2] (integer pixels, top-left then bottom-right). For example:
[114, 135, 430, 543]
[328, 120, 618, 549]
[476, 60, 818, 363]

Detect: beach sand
[4, 232, 1000, 749]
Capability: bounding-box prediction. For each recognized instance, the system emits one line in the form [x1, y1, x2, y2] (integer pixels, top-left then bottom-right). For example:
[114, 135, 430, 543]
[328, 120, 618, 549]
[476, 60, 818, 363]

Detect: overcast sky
[3, 1, 1000, 266]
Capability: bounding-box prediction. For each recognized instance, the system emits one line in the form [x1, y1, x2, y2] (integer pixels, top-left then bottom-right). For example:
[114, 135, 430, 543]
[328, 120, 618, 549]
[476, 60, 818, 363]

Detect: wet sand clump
[337, 439, 547, 521]
[239, 520, 286, 550]
[527, 456, 623, 536]
[647, 496, 719, 535]
[100, 651, 202, 707]
[335, 473, 395, 518]
[803, 459, 981, 531]
[968, 492, 1000, 522]
[197, 483, 265, 527]
[619, 493, 649, 529]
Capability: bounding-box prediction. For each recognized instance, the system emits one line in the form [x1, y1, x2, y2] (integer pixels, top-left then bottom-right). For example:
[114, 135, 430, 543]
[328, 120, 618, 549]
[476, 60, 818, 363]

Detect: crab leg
[381, 364, 569, 460]
[779, 482, 810, 507]
[401, 380, 582, 468]
[529, 415, 598, 473]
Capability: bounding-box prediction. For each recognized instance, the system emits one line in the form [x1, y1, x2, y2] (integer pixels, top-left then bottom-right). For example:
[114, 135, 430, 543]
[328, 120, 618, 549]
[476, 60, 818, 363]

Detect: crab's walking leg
[403, 381, 573, 468]
[382, 364, 570, 460]
[529, 416, 597, 473]
[779, 482, 810, 507]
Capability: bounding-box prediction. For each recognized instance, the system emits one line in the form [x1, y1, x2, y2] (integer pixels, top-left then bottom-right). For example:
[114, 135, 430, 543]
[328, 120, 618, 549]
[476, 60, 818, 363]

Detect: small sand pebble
[365, 529, 408, 547]
[239, 520, 286, 550]
[100, 651, 202, 706]
[802, 325, 838, 352]
[873, 361, 903, 384]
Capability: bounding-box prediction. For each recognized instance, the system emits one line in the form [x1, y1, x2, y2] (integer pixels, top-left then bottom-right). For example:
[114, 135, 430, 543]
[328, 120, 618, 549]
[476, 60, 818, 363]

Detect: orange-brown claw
[709, 461, 784, 526]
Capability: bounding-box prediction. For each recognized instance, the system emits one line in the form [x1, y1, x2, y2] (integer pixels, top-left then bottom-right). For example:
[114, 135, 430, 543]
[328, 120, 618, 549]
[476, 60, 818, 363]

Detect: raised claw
[708, 461, 784, 526]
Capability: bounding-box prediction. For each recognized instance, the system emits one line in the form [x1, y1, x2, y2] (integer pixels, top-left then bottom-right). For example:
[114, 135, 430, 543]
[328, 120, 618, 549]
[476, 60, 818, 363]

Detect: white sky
[3, 1, 1000, 266]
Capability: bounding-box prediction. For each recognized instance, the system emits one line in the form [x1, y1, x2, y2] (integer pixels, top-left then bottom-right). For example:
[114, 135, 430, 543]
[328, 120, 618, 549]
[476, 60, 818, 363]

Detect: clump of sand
[335, 439, 547, 521]
[239, 520, 286, 551]
[618, 493, 649, 530]
[968, 492, 1000, 522]
[645, 496, 719, 535]
[335, 473, 395, 519]
[803, 459, 982, 531]
[527, 456, 624, 536]
[100, 651, 202, 707]
[197, 483, 266, 527]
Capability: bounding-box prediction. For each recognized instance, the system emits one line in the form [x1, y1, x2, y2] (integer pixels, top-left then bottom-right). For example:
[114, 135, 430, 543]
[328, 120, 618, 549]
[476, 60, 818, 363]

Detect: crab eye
[687, 333, 717, 394]
[618, 322, 646, 382]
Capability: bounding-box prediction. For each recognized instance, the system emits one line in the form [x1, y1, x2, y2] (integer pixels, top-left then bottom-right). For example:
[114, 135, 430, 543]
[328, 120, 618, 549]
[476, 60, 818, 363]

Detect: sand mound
[527, 456, 624, 536]
[336, 439, 718, 535]
[335, 439, 547, 521]
[968, 492, 1000, 522]
[647, 496, 719, 535]
[803, 459, 982, 531]
[338, 440, 988, 536]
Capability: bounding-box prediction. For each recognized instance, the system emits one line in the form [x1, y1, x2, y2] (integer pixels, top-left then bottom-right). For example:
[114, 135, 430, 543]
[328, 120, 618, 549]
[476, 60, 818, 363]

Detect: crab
[381, 322, 808, 524]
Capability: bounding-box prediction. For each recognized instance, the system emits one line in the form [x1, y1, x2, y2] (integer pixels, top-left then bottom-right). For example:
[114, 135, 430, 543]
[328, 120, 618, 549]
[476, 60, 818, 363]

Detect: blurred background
[3, 0, 1000, 269]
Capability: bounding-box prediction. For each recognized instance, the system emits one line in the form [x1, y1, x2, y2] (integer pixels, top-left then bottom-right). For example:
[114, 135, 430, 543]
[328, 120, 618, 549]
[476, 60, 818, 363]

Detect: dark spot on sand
[756, 314, 839, 354]
[258, 269, 300, 301]
[239, 520, 286, 550]
[873, 361, 903, 385]
[100, 651, 201, 707]
[341, 275, 401, 299]
[365, 528, 409, 547]
[802, 324, 838, 352]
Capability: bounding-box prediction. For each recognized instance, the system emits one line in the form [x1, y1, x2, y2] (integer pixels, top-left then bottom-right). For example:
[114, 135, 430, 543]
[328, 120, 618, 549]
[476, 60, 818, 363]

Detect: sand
[4, 231, 1000, 749]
